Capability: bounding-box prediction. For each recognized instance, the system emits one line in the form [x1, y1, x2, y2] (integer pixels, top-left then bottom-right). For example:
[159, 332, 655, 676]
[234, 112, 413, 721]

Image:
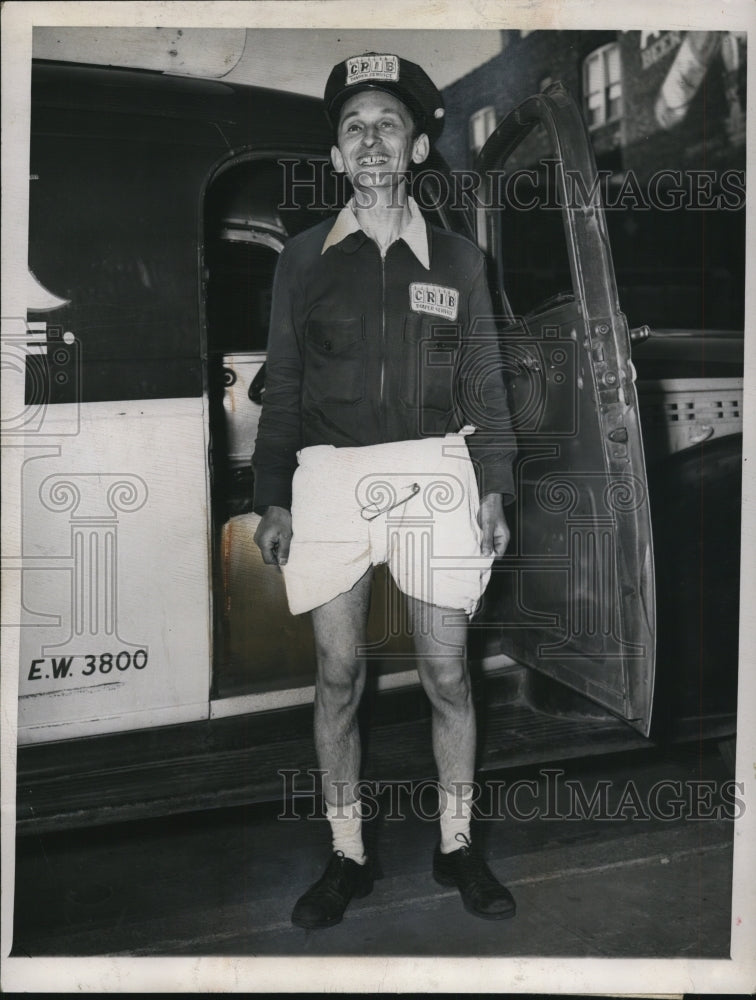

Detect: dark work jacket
[252, 215, 517, 512]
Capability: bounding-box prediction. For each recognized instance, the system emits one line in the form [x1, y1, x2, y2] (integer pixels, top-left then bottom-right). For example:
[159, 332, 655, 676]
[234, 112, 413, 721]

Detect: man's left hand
[479, 492, 510, 557]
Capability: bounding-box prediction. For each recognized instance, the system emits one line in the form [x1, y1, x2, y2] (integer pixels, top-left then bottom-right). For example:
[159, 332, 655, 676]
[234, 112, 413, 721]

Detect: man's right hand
[254, 505, 293, 566]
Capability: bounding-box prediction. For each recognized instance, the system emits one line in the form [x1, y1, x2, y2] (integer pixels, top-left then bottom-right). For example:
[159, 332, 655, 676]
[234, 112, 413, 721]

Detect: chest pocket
[401, 313, 462, 413]
[304, 317, 366, 405]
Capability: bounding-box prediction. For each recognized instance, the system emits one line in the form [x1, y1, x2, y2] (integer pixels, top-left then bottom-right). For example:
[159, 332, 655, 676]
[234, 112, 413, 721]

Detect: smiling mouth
[357, 154, 389, 166]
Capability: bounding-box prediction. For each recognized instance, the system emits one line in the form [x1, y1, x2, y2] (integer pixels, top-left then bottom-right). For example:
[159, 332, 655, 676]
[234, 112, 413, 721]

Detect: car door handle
[629, 324, 651, 343]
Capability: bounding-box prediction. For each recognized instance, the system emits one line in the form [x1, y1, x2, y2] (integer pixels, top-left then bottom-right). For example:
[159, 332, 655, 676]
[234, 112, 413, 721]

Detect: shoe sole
[291, 911, 345, 930]
[433, 870, 517, 921]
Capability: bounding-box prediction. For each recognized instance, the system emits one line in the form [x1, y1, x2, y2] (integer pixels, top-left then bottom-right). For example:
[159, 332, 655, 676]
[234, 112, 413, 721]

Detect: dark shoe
[291, 852, 378, 929]
[433, 834, 516, 920]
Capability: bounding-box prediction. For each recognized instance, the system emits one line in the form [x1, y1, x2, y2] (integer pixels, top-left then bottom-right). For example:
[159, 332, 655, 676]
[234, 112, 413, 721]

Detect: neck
[352, 184, 412, 255]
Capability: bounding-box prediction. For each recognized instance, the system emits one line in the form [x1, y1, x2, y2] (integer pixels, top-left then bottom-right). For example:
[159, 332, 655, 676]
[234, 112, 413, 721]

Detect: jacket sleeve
[252, 246, 305, 512]
[457, 254, 517, 505]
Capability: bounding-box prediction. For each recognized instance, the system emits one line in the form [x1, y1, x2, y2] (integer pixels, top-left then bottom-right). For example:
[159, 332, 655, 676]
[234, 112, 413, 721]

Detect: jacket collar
[320, 195, 430, 269]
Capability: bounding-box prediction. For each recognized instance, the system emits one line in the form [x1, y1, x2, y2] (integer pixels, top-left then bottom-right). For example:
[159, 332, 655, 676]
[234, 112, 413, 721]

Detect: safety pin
[360, 482, 420, 521]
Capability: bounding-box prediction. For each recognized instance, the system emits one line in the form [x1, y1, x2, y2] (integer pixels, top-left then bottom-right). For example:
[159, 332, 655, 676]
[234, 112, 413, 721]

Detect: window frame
[582, 41, 623, 130]
[469, 104, 498, 157]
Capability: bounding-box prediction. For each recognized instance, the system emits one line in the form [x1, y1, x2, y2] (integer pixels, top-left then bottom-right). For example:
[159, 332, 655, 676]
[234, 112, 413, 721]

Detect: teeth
[359, 156, 387, 165]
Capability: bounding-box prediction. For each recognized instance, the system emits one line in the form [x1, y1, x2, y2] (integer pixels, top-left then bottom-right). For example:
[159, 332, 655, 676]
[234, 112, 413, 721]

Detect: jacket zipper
[379, 249, 386, 439]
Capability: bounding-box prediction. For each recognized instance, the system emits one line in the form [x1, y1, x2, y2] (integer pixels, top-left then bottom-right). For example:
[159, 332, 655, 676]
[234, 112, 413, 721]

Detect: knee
[315, 655, 365, 714]
[422, 662, 471, 711]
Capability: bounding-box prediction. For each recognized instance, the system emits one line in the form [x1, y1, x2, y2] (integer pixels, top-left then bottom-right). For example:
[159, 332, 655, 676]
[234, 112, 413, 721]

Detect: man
[253, 52, 517, 929]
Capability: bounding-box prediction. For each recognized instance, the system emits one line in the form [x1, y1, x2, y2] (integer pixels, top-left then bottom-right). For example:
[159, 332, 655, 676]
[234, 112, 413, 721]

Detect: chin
[351, 170, 401, 189]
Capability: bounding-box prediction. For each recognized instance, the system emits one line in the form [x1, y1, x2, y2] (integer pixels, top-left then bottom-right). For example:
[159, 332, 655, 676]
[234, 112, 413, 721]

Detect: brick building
[437, 30, 747, 331]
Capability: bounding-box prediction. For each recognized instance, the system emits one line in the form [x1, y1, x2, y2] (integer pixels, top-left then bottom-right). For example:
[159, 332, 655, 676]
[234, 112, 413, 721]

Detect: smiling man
[253, 53, 517, 929]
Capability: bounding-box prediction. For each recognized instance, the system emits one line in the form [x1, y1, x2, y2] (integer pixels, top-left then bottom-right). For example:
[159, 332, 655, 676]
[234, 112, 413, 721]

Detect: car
[13, 62, 742, 834]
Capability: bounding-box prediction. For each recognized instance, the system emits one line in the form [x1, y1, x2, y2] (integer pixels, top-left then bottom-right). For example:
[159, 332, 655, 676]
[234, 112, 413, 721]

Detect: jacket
[252, 199, 516, 512]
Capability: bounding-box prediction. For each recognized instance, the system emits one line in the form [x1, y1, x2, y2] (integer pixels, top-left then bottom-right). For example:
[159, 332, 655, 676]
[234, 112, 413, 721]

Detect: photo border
[2, 0, 755, 993]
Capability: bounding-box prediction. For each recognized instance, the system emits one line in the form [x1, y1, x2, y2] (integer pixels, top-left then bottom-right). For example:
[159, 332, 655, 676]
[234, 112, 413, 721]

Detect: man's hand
[254, 505, 293, 566]
[478, 492, 510, 557]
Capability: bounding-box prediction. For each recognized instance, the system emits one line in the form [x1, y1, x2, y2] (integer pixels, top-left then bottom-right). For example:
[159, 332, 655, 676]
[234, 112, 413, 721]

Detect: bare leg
[311, 567, 373, 811]
[405, 598, 475, 814]
[290, 570, 377, 928]
[407, 598, 515, 918]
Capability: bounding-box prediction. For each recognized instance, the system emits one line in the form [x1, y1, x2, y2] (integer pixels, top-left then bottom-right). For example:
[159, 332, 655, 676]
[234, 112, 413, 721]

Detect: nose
[361, 124, 379, 146]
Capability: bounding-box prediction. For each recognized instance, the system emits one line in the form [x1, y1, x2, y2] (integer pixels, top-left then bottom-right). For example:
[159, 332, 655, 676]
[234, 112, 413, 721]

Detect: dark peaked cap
[324, 52, 445, 142]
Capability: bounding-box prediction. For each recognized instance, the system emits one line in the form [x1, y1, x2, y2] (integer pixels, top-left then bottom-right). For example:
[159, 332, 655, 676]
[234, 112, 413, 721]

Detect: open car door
[475, 82, 655, 735]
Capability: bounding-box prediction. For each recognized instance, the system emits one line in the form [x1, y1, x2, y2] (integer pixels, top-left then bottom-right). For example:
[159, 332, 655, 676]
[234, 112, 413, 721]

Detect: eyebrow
[340, 107, 406, 123]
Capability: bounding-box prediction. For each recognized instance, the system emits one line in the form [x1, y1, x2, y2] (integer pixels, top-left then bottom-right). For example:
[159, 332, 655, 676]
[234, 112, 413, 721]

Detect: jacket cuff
[475, 464, 515, 507]
[252, 474, 292, 515]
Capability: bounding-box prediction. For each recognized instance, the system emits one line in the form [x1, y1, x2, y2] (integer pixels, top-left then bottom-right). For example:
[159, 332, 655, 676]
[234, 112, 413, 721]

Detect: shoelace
[314, 852, 362, 901]
[451, 833, 500, 895]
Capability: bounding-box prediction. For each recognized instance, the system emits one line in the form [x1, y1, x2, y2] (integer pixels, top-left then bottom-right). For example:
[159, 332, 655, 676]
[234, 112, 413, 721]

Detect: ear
[411, 133, 430, 165]
[331, 145, 345, 173]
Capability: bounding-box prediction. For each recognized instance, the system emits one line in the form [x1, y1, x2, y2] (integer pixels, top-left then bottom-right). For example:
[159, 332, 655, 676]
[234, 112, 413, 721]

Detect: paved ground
[11, 741, 735, 959]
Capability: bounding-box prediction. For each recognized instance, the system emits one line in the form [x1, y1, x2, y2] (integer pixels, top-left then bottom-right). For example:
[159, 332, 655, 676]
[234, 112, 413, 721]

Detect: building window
[469, 105, 497, 156]
[583, 42, 622, 128]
